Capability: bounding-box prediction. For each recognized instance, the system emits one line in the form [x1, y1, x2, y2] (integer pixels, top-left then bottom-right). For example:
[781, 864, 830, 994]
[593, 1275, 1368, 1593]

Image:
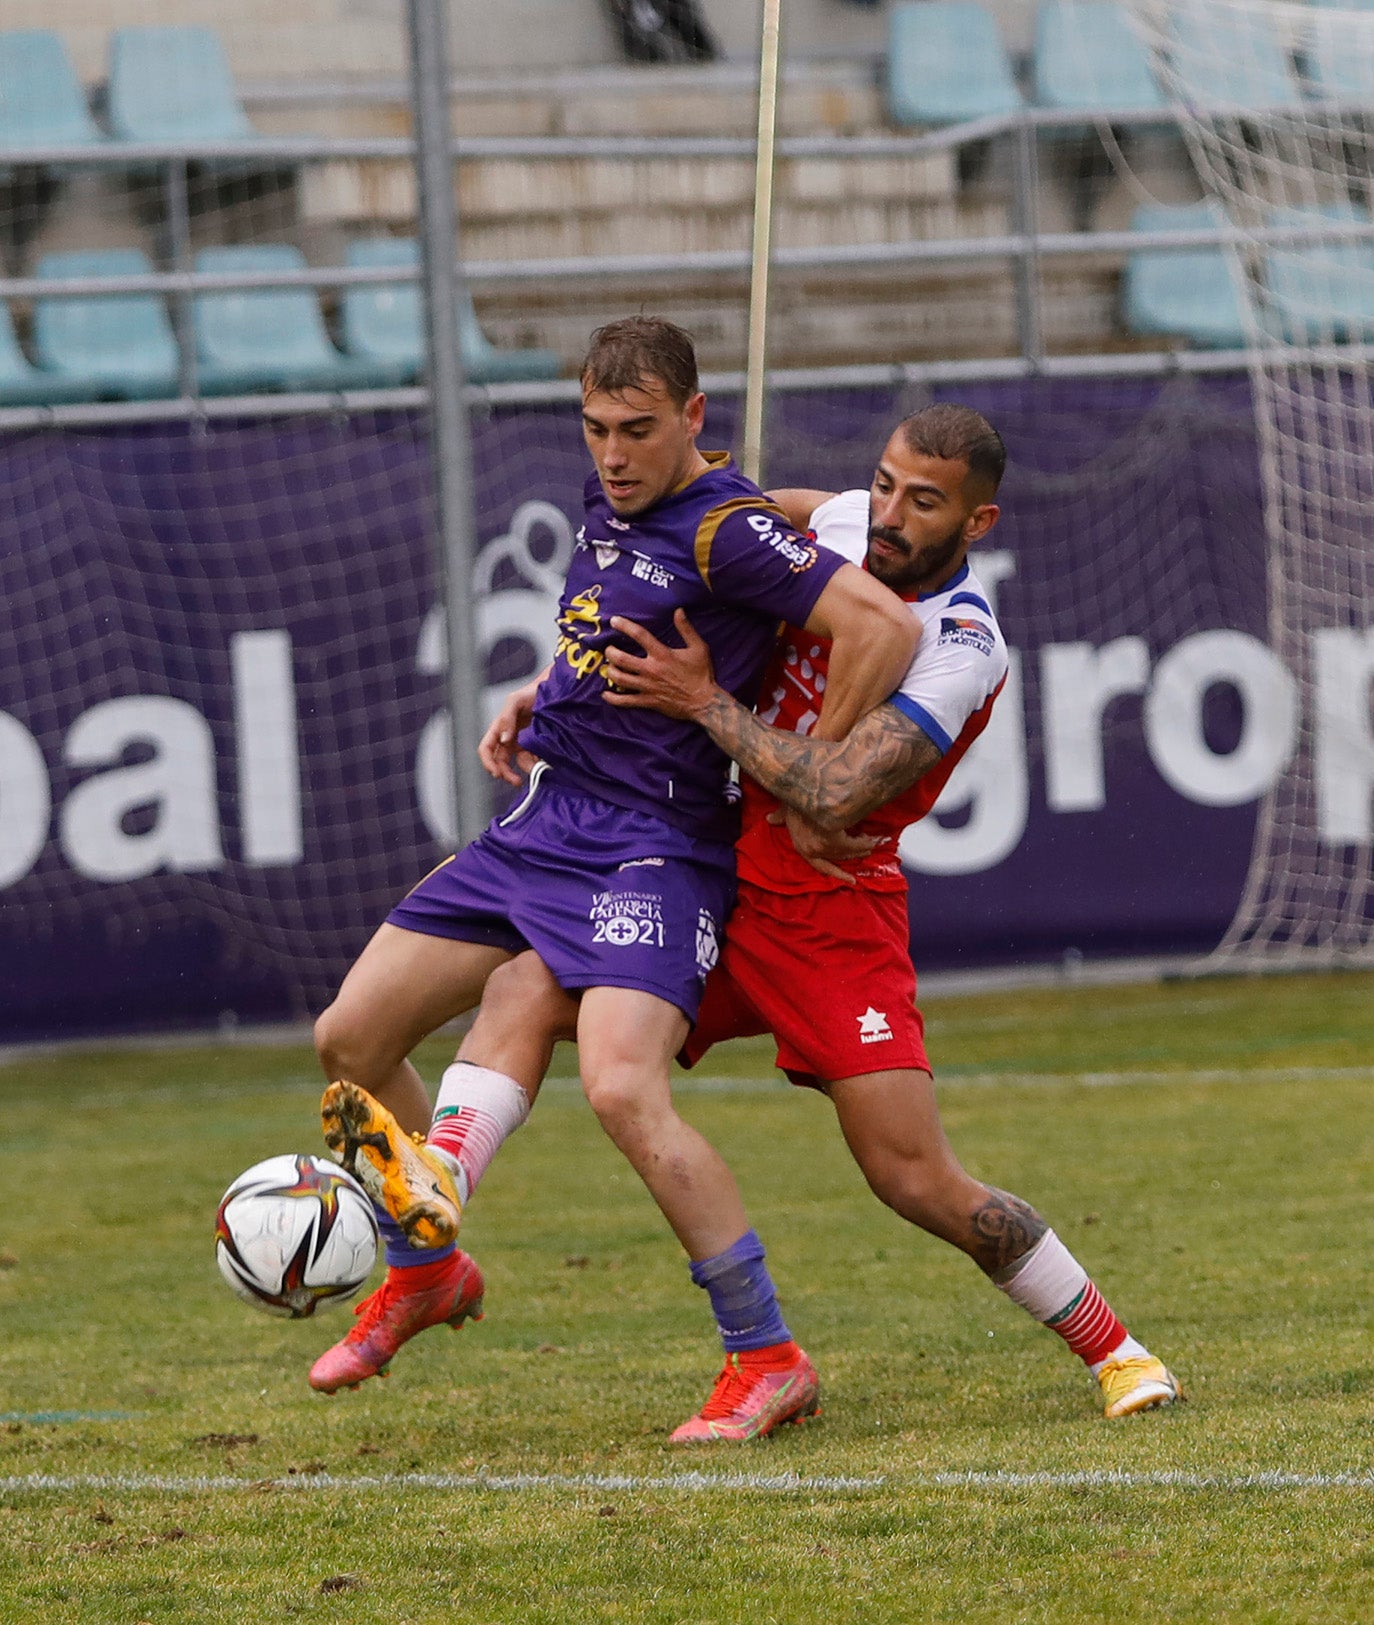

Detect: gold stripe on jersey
[693, 495, 789, 591]
[670, 448, 733, 497]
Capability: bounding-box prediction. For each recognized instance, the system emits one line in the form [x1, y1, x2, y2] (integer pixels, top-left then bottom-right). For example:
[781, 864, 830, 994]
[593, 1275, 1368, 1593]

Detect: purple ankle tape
[376, 1207, 454, 1270]
[688, 1228, 791, 1353]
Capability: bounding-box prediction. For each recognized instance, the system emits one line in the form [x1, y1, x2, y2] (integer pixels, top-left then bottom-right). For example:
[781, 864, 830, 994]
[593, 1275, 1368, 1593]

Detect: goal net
[1120, 0, 1374, 967]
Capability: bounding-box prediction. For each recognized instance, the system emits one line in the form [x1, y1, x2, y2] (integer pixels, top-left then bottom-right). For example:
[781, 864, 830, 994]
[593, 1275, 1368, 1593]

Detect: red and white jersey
[735, 487, 1009, 895]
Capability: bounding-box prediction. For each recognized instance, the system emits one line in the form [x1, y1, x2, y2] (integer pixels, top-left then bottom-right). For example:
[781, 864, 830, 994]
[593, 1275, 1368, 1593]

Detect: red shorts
[681, 882, 929, 1089]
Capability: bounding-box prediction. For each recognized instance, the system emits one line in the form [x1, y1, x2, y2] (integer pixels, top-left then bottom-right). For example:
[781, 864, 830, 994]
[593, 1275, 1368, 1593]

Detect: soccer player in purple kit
[307, 316, 919, 1424]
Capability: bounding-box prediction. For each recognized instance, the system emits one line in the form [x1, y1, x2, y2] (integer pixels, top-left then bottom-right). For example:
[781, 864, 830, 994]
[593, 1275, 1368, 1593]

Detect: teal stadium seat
[1306, 7, 1374, 103]
[33, 250, 179, 401]
[0, 30, 104, 154]
[887, 2, 1024, 126]
[0, 300, 90, 406]
[193, 245, 388, 396]
[1033, 2, 1166, 113]
[1264, 203, 1374, 343]
[342, 238, 560, 385]
[1169, 8, 1302, 112]
[106, 26, 255, 143]
[1121, 200, 1249, 349]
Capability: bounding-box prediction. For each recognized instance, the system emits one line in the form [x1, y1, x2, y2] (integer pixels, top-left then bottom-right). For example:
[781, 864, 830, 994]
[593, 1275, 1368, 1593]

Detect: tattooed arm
[692, 688, 940, 830]
[603, 607, 941, 830]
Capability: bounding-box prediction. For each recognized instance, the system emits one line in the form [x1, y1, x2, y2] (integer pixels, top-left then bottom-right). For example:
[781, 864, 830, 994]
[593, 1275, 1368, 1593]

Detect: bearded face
[865, 510, 967, 595]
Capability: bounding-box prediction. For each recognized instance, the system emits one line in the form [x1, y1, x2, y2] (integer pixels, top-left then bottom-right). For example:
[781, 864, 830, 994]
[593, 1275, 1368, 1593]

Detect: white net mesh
[1119, 0, 1374, 966]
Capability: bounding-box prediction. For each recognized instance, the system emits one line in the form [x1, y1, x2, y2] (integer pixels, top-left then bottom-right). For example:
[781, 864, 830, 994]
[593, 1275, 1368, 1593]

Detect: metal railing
[1, 102, 1371, 431]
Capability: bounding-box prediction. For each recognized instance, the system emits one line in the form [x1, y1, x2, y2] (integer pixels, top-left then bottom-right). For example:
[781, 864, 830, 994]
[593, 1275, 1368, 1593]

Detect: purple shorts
[386, 764, 735, 1022]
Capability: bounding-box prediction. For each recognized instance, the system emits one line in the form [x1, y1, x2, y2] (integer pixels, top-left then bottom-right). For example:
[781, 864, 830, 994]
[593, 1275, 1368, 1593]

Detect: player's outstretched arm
[602, 610, 940, 830]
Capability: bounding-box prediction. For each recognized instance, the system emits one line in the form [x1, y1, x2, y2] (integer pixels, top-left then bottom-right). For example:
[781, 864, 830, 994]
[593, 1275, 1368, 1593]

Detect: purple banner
[0, 375, 1296, 1041]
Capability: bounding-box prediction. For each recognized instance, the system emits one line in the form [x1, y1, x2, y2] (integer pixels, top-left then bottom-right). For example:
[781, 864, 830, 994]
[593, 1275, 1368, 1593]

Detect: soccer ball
[215, 1154, 378, 1318]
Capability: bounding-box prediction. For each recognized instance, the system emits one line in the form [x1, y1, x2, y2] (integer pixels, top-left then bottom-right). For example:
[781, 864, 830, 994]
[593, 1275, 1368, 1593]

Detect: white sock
[426, 1062, 530, 1206]
[994, 1230, 1144, 1373]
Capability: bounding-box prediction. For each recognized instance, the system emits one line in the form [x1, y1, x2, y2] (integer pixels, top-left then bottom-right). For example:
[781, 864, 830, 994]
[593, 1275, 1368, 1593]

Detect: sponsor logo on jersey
[938, 615, 995, 656]
[857, 1006, 893, 1044]
[618, 856, 666, 870]
[745, 511, 819, 573]
[555, 585, 609, 681]
[631, 555, 673, 590]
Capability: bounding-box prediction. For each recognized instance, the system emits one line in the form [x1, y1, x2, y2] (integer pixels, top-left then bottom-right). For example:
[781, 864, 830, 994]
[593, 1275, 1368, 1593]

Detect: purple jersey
[521, 452, 845, 844]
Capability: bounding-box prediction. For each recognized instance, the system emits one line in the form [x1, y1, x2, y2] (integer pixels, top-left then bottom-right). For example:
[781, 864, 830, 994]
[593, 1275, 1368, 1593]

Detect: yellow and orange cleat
[321, 1079, 461, 1249]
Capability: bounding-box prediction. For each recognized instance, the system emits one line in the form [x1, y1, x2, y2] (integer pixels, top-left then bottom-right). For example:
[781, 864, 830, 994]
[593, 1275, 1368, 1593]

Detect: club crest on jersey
[593, 542, 621, 569]
[938, 615, 995, 656]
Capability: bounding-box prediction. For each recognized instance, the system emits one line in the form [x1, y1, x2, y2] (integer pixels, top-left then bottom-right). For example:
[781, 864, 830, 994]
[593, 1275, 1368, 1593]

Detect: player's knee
[313, 1001, 376, 1082]
[859, 1151, 950, 1230]
[580, 1064, 657, 1144]
[481, 953, 577, 1041]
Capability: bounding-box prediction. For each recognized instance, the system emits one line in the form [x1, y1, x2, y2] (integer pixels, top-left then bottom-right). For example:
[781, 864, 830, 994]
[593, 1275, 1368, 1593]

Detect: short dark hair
[581, 317, 700, 406]
[898, 403, 1006, 494]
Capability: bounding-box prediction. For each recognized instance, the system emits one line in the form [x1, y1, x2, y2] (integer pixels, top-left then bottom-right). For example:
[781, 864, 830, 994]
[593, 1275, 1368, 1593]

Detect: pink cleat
[669, 1347, 820, 1444]
[308, 1249, 484, 1393]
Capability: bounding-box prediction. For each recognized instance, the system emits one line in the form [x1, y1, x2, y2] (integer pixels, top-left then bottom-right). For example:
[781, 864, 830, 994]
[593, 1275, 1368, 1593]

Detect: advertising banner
[3, 375, 1360, 1041]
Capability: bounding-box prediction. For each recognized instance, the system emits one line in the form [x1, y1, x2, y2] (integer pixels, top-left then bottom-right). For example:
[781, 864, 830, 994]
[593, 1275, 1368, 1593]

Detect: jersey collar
[670, 449, 732, 496]
[916, 560, 971, 601]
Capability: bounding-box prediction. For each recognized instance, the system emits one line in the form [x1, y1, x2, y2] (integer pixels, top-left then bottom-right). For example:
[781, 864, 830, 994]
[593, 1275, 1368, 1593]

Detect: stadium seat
[1033, 2, 1166, 114]
[106, 26, 255, 144]
[887, 2, 1024, 126]
[1264, 203, 1374, 342]
[0, 29, 104, 155]
[193, 245, 388, 396]
[0, 300, 89, 406]
[32, 250, 180, 402]
[342, 238, 560, 386]
[1169, 9, 1302, 112]
[1305, 9, 1374, 104]
[1121, 200, 1249, 349]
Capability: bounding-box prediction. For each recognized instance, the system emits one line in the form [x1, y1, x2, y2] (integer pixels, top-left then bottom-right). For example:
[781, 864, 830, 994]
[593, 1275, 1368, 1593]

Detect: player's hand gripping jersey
[735, 487, 1009, 892]
[520, 452, 846, 848]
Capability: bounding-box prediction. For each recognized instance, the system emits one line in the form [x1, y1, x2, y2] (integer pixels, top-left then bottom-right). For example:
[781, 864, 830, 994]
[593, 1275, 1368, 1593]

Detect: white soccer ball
[215, 1154, 379, 1318]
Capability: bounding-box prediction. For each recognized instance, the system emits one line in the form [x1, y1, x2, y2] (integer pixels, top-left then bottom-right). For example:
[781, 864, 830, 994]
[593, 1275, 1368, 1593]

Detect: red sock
[1047, 1282, 1127, 1366]
[385, 1252, 459, 1292]
[735, 1339, 803, 1372]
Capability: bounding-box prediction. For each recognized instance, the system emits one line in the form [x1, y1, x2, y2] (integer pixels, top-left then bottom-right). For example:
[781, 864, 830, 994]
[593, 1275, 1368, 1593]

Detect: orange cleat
[669, 1347, 820, 1444]
[308, 1249, 484, 1393]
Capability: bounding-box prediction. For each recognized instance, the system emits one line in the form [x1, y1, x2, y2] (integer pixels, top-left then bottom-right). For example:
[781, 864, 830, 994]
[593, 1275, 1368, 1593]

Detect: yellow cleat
[321, 1079, 461, 1249]
[1098, 1355, 1181, 1419]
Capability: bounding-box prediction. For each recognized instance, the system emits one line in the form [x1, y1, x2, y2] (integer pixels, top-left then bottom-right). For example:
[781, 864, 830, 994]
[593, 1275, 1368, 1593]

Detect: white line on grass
[3, 1469, 1371, 1495]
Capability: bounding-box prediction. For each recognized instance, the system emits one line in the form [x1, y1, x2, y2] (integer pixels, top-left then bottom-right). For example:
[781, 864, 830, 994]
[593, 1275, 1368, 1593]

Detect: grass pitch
[1, 970, 1372, 1622]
